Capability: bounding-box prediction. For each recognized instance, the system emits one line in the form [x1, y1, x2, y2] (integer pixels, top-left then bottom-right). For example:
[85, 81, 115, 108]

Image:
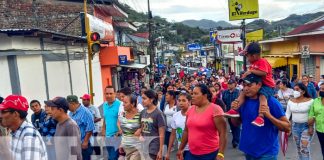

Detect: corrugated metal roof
[0, 28, 85, 40]
[287, 20, 324, 35]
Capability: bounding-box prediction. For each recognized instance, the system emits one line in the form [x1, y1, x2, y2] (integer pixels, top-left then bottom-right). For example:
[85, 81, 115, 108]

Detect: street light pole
[242, 19, 247, 71]
[84, 0, 94, 104]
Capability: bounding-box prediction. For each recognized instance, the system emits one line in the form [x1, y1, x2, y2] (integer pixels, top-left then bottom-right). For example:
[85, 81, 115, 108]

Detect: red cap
[0, 95, 29, 111]
[80, 94, 91, 100]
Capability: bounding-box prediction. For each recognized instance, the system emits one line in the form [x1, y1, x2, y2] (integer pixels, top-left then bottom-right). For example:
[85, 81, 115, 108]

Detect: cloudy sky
[119, 0, 324, 25]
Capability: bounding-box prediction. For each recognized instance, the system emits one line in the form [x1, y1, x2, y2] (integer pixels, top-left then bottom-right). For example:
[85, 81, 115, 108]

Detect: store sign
[217, 29, 242, 43]
[301, 45, 310, 59]
[87, 14, 114, 41]
[210, 30, 218, 42]
[246, 29, 263, 43]
[187, 43, 201, 51]
[228, 0, 259, 21]
[119, 55, 128, 65]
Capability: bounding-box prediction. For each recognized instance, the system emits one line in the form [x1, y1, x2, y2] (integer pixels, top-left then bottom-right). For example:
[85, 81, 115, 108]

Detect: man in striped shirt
[0, 95, 48, 160]
[67, 95, 95, 160]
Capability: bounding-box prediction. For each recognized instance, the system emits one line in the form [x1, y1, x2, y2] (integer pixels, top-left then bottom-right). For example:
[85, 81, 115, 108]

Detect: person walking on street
[140, 90, 166, 160]
[277, 80, 294, 112]
[42, 104, 58, 160]
[222, 79, 241, 148]
[177, 84, 227, 160]
[286, 83, 314, 160]
[67, 95, 95, 160]
[30, 100, 46, 133]
[302, 75, 317, 99]
[102, 86, 122, 160]
[81, 94, 102, 156]
[308, 83, 324, 159]
[166, 92, 191, 160]
[119, 94, 142, 160]
[0, 95, 48, 160]
[46, 97, 82, 160]
[163, 90, 178, 151]
[231, 74, 291, 160]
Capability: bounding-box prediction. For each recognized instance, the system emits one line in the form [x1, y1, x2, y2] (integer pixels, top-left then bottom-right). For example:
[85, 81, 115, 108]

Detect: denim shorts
[259, 85, 274, 100]
[187, 150, 218, 160]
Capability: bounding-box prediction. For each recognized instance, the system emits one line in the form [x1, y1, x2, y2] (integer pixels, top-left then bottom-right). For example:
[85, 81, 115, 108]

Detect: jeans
[82, 143, 93, 160]
[228, 119, 241, 147]
[245, 154, 277, 160]
[317, 131, 324, 159]
[164, 131, 171, 148]
[292, 122, 314, 160]
[259, 85, 274, 100]
[106, 136, 121, 160]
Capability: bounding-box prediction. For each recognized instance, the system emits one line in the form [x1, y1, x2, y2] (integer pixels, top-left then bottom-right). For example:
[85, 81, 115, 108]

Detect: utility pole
[148, 0, 154, 80]
[242, 19, 247, 71]
[84, 0, 94, 104]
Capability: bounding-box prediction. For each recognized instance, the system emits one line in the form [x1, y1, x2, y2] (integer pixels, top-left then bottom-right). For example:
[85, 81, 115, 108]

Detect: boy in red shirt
[224, 42, 275, 127]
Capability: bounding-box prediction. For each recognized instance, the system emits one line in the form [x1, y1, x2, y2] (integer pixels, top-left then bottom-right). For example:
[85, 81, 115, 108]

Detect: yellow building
[260, 37, 300, 79]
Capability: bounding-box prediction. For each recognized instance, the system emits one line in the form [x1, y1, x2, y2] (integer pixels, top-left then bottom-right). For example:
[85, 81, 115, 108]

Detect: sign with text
[217, 29, 242, 43]
[87, 14, 114, 41]
[119, 55, 128, 65]
[187, 43, 201, 51]
[228, 0, 259, 21]
[246, 29, 263, 43]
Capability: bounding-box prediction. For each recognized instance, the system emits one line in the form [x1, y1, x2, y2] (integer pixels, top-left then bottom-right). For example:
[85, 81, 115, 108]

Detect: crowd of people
[0, 42, 324, 160]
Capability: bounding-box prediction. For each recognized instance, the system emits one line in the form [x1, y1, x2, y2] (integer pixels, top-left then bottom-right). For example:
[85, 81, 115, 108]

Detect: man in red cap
[0, 95, 48, 160]
[80, 94, 102, 156]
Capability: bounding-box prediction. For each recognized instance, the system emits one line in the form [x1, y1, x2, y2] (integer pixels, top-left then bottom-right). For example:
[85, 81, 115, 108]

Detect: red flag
[280, 131, 289, 156]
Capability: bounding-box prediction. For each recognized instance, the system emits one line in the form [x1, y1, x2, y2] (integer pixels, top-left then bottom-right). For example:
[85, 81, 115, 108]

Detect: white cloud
[120, 0, 324, 23]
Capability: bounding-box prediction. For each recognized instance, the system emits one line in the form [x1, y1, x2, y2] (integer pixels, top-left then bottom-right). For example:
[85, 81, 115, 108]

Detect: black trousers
[317, 131, 324, 159]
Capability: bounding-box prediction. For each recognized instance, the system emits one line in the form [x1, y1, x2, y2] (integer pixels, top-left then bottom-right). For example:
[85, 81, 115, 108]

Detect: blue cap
[44, 97, 69, 110]
[243, 74, 262, 84]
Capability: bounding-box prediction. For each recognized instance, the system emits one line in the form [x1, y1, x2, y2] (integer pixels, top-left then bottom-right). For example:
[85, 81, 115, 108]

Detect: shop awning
[264, 57, 287, 68]
[120, 63, 148, 69]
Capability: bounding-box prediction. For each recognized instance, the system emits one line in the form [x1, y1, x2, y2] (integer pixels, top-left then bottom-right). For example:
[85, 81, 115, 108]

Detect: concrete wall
[0, 56, 12, 96]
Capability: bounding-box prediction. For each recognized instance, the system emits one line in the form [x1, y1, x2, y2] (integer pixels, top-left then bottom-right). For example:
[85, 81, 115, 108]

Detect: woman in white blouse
[286, 83, 314, 160]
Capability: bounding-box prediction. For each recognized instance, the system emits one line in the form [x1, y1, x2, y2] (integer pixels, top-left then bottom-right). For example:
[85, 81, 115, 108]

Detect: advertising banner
[217, 29, 242, 43]
[246, 29, 263, 43]
[228, 0, 259, 21]
[87, 14, 114, 41]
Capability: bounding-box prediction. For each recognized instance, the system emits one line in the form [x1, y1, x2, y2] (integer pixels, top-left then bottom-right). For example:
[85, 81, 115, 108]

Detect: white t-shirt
[171, 111, 189, 151]
[164, 104, 177, 132]
[277, 88, 294, 109]
[118, 102, 144, 116]
[286, 99, 313, 123]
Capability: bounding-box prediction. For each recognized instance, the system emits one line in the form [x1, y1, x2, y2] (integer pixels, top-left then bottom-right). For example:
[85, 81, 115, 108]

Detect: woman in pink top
[177, 84, 227, 160]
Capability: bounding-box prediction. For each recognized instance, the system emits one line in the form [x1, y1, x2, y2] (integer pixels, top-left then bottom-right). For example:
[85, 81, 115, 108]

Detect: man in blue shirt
[67, 95, 95, 160]
[231, 74, 290, 159]
[101, 86, 121, 160]
[222, 79, 241, 148]
[30, 100, 47, 133]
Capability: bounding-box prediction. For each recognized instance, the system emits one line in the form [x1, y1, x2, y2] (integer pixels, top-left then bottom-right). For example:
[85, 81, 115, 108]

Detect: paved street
[170, 130, 322, 160]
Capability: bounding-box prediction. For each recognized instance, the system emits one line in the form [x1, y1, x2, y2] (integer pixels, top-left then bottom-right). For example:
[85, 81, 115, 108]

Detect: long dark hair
[295, 83, 311, 98]
[196, 84, 212, 102]
[143, 90, 158, 105]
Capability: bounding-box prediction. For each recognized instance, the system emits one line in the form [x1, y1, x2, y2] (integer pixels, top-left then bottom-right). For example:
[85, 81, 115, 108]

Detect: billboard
[87, 14, 114, 41]
[217, 29, 242, 43]
[228, 0, 259, 21]
[246, 29, 263, 44]
[187, 43, 201, 51]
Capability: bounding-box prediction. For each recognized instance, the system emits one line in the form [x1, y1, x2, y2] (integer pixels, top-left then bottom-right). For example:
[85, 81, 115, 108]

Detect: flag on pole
[280, 131, 289, 156]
